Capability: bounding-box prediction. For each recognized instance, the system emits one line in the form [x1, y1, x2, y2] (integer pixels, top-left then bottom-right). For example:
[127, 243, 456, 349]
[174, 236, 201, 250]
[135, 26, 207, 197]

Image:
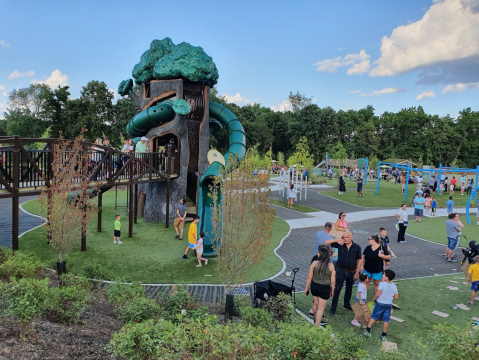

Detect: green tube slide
[199, 102, 246, 256]
[126, 100, 175, 138]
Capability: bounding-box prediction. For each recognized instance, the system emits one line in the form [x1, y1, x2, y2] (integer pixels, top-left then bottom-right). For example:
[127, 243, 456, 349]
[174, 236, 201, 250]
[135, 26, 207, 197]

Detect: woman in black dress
[338, 174, 346, 196]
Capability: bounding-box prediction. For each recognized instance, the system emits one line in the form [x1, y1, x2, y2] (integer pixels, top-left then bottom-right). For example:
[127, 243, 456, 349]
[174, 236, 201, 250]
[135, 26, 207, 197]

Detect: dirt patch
[0, 290, 123, 360]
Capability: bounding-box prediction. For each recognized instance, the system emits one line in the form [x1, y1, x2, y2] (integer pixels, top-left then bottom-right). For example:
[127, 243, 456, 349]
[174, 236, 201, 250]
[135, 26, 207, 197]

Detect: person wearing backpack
[361, 234, 391, 295]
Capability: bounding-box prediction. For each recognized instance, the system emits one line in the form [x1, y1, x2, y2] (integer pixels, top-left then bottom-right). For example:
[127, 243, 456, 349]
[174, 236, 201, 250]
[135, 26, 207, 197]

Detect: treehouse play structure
[118, 37, 246, 256]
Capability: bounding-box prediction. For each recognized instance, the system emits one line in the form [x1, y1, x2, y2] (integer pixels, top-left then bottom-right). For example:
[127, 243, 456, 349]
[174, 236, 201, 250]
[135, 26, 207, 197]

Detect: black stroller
[253, 268, 299, 307]
[458, 235, 478, 265]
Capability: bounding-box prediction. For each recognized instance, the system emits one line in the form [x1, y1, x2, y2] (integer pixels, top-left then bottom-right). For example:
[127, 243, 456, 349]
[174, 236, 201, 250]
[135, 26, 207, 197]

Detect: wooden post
[129, 183, 133, 238]
[134, 183, 138, 224]
[97, 190, 102, 232]
[12, 136, 19, 251]
[166, 179, 170, 228]
[81, 142, 88, 252]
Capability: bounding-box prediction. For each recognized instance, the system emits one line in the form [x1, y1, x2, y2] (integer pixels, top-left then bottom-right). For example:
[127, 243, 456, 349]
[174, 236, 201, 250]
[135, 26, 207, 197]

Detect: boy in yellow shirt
[467, 255, 479, 305]
[182, 215, 200, 260]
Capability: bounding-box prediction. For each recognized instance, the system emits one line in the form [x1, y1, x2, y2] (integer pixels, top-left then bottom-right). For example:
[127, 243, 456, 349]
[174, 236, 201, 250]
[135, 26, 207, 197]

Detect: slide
[126, 100, 176, 138]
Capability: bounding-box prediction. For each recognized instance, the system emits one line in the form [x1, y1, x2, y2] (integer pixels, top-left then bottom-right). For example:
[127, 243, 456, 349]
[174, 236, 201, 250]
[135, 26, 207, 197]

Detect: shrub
[158, 285, 208, 323]
[0, 278, 49, 322]
[45, 284, 91, 323]
[428, 323, 479, 360]
[309, 174, 328, 185]
[59, 273, 92, 291]
[264, 292, 295, 321]
[81, 262, 110, 281]
[0, 246, 13, 265]
[0, 251, 44, 279]
[107, 280, 144, 304]
[240, 306, 274, 329]
[117, 296, 161, 323]
[335, 329, 367, 359]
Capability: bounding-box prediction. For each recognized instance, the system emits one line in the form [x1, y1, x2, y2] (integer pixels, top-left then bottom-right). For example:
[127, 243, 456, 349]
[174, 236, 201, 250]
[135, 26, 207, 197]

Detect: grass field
[295, 273, 475, 355]
[20, 191, 289, 284]
[273, 199, 319, 213]
[322, 179, 479, 208]
[406, 215, 479, 245]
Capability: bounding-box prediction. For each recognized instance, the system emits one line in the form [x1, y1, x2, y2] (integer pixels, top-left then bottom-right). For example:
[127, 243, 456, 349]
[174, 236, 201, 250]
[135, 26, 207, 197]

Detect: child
[379, 227, 391, 268]
[461, 182, 465, 196]
[113, 214, 123, 244]
[431, 198, 437, 217]
[287, 184, 300, 209]
[446, 196, 454, 215]
[440, 181, 444, 195]
[193, 231, 208, 267]
[183, 215, 200, 259]
[467, 256, 479, 305]
[356, 176, 363, 198]
[351, 273, 368, 327]
[449, 183, 454, 195]
[425, 194, 431, 214]
[364, 269, 398, 341]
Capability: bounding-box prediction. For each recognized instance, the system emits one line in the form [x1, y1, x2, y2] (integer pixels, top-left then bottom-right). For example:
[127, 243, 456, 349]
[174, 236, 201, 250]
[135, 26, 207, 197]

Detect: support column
[81, 205, 87, 251]
[405, 163, 411, 202]
[134, 183, 138, 224]
[129, 183, 134, 238]
[12, 136, 19, 251]
[97, 191, 102, 232]
[364, 157, 368, 185]
[437, 163, 442, 196]
[376, 161, 381, 195]
[475, 166, 479, 202]
[166, 179, 170, 228]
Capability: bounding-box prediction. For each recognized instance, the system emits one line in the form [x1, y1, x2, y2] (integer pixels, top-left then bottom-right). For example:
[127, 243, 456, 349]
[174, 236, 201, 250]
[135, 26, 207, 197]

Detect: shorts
[414, 208, 423, 217]
[356, 296, 366, 303]
[357, 186, 362, 192]
[114, 230, 121, 237]
[471, 281, 479, 292]
[431, 207, 436, 212]
[371, 302, 392, 322]
[310, 281, 331, 300]
[362, 269, 383, 280]
[401, 183, 405, 189]
[188, 243, 196, 249]
[447, 237, 458, 251]
[447, 207, 453, 213]
[174, 218, 184, 229]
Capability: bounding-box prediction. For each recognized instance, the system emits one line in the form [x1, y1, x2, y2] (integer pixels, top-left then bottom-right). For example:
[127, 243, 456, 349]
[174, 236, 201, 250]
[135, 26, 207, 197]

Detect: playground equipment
[278, 167, 307, 200]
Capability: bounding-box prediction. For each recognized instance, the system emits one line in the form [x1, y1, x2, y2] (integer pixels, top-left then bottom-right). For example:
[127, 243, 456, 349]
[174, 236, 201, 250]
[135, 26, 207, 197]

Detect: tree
[43, 85, 71, 138]
[288, 91, 312, 113]
[287, 136, 314, 170]
[332, 141, 347, 168]
[210, 152, 276, 298]
[39, 130, 99, 274]
[111, 97, 139, 144]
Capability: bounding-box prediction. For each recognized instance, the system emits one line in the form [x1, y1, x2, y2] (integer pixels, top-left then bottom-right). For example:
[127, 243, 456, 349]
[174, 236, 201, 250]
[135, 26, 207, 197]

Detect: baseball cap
[141, 136, 148, 141]
[324, 222, 332, 229]
[417, 191, 423, 194]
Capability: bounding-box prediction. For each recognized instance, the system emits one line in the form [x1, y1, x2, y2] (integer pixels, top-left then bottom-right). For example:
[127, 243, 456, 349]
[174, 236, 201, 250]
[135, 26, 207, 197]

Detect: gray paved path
[0, 196, 44, 248]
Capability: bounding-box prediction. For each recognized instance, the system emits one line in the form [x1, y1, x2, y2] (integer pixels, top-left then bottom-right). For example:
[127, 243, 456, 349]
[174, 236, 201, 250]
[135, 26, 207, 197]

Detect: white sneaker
[113, 240, 117, 243]
[196, 264, 202, 267]
[118, 241, 123, 244]
[205, 259, 208, 266]
[351, 319, 361, 327]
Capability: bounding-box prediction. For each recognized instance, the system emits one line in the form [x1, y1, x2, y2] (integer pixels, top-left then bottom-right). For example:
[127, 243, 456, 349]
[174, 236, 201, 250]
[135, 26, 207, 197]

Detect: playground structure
[314, 157, 369, 185]
[278, 167, 308, 200]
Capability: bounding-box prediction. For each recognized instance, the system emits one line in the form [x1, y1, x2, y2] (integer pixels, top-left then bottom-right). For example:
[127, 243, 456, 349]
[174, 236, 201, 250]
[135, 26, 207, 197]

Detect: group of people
[305, 221, 398, 341]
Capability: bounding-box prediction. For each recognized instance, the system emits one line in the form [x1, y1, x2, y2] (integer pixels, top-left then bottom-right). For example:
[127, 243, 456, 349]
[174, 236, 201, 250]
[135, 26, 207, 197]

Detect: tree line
[1, 83, 478, 168]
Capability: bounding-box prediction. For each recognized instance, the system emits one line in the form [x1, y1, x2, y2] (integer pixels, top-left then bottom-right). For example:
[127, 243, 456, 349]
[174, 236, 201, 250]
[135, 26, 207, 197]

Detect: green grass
[273, 199, 319, 213]
[20, 191, 289, 284]
[324, 176, 379, 190]
[321, 179, 478, 208]
[406, 216, 479, 245]
[295, 273, 474, 355]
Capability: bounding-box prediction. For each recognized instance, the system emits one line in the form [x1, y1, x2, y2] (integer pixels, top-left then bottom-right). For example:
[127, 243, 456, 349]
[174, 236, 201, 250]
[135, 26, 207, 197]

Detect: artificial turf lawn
[295, 273, 475, 356]
[273, 200, 319, 213]
[405, 215, 479, 246]
[20, 191, 289, 284]
[322, 179, 479, 208]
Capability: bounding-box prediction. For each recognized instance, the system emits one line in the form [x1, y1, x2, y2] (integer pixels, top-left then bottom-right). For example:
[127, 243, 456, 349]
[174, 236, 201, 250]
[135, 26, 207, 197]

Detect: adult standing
[303, 168, 309, 187]
[361, 234, 390, 294]
[135, 136, 149, 154]
[325, 231, 362, 315]
[314, 222, 334, 256]
[467, 179, 473, 195]
[428, 175, 435, 190]
[416, 175, 423, 191]
[338, 175, 346, 196]
[451, 176, 457, 192]
[174, 198, 187, 240]
[413, 191, 426, 222]
[328, 167, 333, 180]
[162, 138, 178, 172]
[445, 213, 460, 263]
[395, 204, 408, 243]
[334, 212, 348, 239]
[305, 247, 336, 327]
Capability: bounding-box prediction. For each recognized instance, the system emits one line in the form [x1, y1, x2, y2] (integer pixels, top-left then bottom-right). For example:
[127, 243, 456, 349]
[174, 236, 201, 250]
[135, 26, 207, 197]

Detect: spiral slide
[125, 100, 245, 256]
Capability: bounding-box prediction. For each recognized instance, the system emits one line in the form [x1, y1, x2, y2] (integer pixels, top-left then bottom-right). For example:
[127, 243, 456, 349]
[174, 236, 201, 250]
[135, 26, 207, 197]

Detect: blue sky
[0, 0, 478, 118]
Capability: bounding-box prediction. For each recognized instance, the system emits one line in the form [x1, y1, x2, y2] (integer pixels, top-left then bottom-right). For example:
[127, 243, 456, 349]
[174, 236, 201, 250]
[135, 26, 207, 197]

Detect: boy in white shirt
[364, 269, 399, 341]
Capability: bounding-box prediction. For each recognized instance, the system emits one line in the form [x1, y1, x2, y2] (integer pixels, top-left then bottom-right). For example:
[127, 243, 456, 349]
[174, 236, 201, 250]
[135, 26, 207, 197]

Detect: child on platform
[351, 273, 368, 327]
[364, 269, 399, 341]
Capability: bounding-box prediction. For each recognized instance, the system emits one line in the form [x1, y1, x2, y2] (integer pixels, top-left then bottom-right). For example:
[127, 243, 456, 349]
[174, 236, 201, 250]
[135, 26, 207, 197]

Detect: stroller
[458, 235, 478, 265]
[252, 268, 299, 307]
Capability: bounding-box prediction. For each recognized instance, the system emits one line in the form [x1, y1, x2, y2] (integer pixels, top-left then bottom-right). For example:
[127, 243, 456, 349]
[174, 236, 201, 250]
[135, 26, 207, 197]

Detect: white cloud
[0, 103, 6, 119]
[442, 82, 479, 93]
[416, 90, 436, 100]
[371, 87, 406, 96]
[220, 93, 251, 106]
[109, 88, 118, 99]
[31, 69, 68, 89]
[370, 0, 479, 82]
[346, 90, 361, 94]
[337, 47, 347, 51]
[0, 40, 10, 48]
[313, 50, 370, 75]
[0, 84, 5, 91]
[8, 70, 35, 80]
[270, 100, 292, 112]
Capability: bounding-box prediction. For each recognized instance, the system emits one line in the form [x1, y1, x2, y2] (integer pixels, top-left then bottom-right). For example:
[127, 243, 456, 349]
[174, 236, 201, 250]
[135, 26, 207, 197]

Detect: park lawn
[406, 216, 479, 245]
[295, 273, 474, 356]
[273, 199, 319, 213]
[322, 179, 479, 208]
[324, 176, 379, 190]
[20, 191, 289, 284]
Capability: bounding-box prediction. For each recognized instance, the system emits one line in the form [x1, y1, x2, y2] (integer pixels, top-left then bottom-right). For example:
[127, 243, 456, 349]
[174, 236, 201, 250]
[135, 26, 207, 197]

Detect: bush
[0, 278, 49, 322]
[240, 306, 274, 329]
[107, 280, 144, 304]
[158, 285, 208, 323]
[309, 174, 328, 185]
[45, 284, 91, 323]
[81, 262, 110, 281]
[0, 246, 13, 265]
[117, 296, 161, 323]
[264, 292, 295, 321]
[59, 273, 92, 291]
[428, 323, 479, 360]
[0, 251, 44, 279]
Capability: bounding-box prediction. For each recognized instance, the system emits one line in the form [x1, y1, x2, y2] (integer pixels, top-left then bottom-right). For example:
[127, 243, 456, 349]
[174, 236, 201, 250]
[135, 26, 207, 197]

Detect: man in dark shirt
[162, 138, 178, 172]
[325, 231, 362, 315]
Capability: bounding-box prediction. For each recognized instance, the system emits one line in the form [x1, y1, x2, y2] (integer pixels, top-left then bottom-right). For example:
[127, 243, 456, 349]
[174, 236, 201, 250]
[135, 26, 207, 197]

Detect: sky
[0, 0, 478, 118]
